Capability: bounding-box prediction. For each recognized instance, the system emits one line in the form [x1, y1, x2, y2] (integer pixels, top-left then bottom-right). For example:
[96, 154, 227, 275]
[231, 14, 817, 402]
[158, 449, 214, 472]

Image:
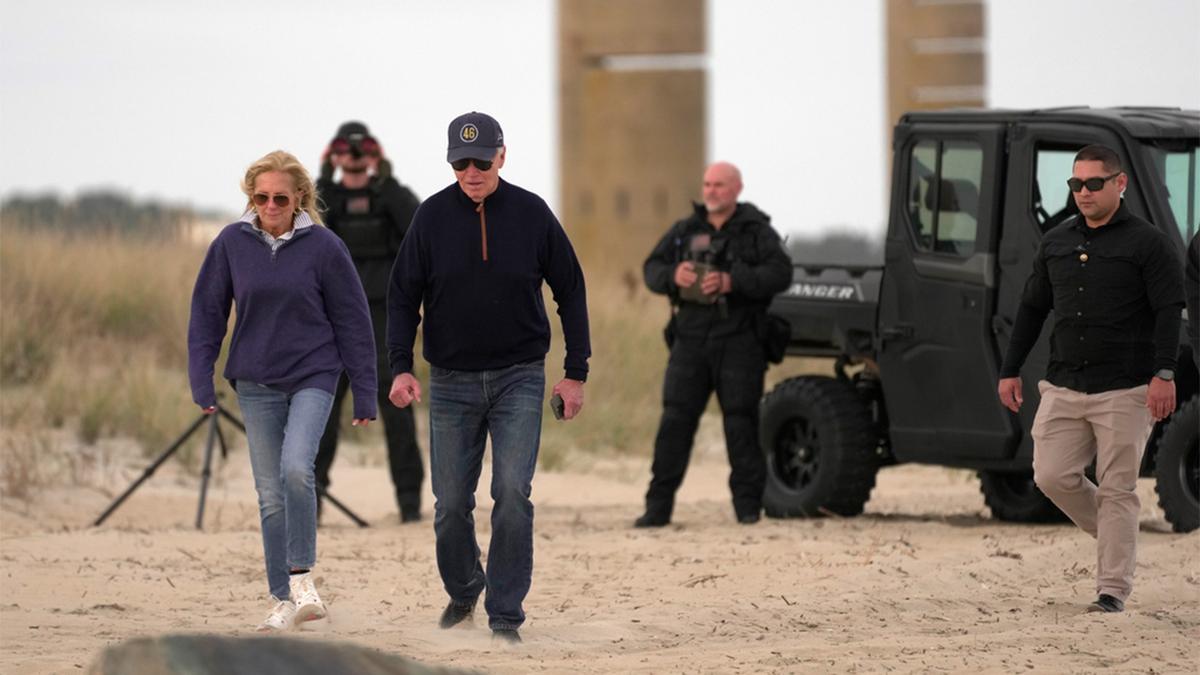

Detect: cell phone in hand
[550, 393, 565, 420]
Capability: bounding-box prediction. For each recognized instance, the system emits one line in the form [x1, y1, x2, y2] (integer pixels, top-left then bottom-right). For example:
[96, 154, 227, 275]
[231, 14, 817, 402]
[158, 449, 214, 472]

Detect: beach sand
[2, 425, 1197, 674]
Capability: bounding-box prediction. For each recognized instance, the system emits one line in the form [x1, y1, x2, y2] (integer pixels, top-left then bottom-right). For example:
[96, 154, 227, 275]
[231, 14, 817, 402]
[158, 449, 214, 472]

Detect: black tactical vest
[327, 188, 395, 260]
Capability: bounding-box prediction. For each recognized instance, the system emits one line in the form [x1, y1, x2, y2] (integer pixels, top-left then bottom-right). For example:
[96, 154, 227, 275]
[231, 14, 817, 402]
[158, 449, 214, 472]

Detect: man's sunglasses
[253, 193, 292, 207]
[1067, 172, 1121, 193]
[450, 157, 494, 172]
[331, 136, 380, 156]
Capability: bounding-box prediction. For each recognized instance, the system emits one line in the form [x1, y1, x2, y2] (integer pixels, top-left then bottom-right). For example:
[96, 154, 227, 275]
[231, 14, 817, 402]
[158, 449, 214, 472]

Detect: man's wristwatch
[1154, 368, 1175, 382]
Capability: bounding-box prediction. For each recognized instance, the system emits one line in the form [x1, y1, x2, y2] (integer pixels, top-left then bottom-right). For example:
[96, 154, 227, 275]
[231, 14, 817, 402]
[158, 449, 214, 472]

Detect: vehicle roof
[900, 106, 1199, 139]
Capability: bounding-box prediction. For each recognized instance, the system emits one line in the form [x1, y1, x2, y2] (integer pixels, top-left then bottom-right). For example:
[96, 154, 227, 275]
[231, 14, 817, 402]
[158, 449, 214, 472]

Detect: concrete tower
[558, 0, 706, 272]
[887, 0, 987, 127]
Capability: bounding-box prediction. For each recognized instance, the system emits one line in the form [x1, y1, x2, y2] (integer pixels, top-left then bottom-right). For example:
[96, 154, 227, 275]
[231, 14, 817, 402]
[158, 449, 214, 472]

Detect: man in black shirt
[316, 121, 425, 523]
[997, 144, 1184, 614]
[636, 162, 792, 527]
[1186, 232, 1199, 360]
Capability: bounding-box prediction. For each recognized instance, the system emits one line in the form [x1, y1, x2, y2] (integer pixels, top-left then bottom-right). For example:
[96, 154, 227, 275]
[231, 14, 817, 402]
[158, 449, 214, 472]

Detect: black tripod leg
[93, 413, 209, 527]
[317, 485, 370, 528]
[217, 403, 246, 433]
[194, 412, 221, 530]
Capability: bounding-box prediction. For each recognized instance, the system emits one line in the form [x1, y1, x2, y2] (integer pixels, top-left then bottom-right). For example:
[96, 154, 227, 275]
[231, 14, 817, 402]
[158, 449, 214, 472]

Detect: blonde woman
[188, 150, 376, 631]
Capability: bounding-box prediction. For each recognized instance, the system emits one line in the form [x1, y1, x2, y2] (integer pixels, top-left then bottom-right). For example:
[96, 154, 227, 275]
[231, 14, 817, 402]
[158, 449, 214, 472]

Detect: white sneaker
[256, 600, 296, 632]
[289, 572, 327, 623]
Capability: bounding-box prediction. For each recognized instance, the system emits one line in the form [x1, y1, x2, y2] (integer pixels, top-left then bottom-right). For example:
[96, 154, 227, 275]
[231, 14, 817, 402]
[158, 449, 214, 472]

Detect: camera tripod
[93, 401, 368, 529]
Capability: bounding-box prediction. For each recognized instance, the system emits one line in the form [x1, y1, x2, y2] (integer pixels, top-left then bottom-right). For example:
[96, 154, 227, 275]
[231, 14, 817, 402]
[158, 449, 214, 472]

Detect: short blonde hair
[240, 150, 324, 226]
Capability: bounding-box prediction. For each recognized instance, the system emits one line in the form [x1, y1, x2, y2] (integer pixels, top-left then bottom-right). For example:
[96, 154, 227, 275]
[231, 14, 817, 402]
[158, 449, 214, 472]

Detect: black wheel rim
[773, 417, 820, 491]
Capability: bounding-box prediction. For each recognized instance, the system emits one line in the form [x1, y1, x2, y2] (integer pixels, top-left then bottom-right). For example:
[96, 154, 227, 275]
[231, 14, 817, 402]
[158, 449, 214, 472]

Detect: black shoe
[400, 506, 422, 523]
[737, 513, 760, 525]
[1085, 594, 1124, 613]
[492, 628, 522, 644]
[634, 513, 669, 528]
[439, 601, 475, 628]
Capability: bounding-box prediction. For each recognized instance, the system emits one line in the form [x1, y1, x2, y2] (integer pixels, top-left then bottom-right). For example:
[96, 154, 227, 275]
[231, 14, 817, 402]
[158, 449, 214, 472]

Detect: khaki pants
[1031, 381, 1152, 603]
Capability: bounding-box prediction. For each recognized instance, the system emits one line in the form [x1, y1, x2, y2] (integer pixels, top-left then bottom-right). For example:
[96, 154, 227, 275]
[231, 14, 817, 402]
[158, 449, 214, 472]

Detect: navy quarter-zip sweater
[188, 219, 378, 419]
[387, 178, 590, 381]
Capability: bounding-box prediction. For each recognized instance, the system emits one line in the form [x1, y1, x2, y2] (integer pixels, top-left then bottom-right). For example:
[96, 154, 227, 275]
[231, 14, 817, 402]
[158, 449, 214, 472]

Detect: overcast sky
[2, 0, 1197, 240]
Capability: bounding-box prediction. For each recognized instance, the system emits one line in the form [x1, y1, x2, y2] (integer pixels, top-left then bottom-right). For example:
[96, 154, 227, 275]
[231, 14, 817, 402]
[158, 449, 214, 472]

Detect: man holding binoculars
[315, 121, 426, 523]
[637, 162, 792, 528]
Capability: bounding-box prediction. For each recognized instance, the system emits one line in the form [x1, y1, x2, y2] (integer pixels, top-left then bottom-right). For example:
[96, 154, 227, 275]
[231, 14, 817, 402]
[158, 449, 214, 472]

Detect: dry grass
[1, 226, 211, 494]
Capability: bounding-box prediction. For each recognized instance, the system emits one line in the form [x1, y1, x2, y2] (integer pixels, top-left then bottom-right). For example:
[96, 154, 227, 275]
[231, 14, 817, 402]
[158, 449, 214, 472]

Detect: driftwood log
[87, 634, 485, 675]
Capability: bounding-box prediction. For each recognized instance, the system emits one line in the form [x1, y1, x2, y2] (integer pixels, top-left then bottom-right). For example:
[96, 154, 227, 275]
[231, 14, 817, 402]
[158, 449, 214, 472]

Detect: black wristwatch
[1154, 368, 1175, 382]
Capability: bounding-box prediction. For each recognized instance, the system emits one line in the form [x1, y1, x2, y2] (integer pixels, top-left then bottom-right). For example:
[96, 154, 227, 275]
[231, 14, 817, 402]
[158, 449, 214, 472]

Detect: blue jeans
[236, 380, 334, 600]
[429, 360, 545, 630]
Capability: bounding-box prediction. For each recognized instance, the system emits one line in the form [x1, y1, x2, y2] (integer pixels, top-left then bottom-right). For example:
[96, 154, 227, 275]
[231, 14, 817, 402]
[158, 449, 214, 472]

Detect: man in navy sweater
[387, 111, 591, 644]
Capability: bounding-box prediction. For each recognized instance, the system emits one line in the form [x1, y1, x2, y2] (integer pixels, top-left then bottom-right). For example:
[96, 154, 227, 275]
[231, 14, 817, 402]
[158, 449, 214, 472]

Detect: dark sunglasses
[1067, 172, 1121, 193]
[331, 136, 380, 156]
[253, 193, 292, 208]
[450, 157, 494, 172]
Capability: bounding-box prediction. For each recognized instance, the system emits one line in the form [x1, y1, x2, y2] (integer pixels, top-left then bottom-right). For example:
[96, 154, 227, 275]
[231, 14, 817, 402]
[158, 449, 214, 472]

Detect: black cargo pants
[644, 330, 768, 520]
[315, 301, 425, 511]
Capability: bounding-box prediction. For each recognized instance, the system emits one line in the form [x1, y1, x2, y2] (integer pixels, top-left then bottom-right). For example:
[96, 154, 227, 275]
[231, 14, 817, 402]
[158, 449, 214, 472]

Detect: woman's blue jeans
[235, 380, 334, 601]
[428, 360, 545, 630]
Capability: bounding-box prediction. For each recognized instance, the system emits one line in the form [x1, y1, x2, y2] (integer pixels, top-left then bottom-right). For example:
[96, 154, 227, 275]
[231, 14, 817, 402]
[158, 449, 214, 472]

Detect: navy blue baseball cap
[447, 111, 504, 163]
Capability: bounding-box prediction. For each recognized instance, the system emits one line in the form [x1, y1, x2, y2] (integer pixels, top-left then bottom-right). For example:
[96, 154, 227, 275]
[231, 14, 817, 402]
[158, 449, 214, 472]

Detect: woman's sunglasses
[450, 157, 494, 172]
[1067, 172, 1121, 193]
[253, 193, 292, 208]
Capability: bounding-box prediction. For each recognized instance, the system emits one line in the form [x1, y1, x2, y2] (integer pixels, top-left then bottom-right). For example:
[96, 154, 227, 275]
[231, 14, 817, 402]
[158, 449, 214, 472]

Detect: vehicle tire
[1154, 395, 1199, 533]
[977, 470, 1068, 523]
[760, 375, 879, 518]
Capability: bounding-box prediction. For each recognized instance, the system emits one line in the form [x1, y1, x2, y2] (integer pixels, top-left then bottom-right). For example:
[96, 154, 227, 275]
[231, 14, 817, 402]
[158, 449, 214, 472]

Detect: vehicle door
[877, 123, 1013, 464]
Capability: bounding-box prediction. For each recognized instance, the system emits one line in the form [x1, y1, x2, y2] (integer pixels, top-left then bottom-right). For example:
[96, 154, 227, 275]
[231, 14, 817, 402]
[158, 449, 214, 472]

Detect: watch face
[1156, 369, 1175, 381]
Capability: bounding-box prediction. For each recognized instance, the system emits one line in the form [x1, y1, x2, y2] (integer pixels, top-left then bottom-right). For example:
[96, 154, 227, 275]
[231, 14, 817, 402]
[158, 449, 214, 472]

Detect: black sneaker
[439, 600, 476, 628]
[634, 513, 669, 528]
[1085, 594, 1124, 613]
[492, 628, 522, 644]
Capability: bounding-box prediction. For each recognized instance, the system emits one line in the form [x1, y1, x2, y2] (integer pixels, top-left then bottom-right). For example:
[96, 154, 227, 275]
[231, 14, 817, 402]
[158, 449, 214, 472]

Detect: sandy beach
[1, 423, 1197, 674]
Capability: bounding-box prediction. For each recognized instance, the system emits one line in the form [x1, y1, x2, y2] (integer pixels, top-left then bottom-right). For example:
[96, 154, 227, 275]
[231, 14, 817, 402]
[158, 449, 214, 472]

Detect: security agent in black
[315, 121, 425, 523]
[637, 162, 793, 527]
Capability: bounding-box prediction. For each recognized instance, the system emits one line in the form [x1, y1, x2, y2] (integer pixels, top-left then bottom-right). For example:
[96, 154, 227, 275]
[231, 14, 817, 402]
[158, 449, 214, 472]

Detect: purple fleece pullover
[188, 221, 378, 419]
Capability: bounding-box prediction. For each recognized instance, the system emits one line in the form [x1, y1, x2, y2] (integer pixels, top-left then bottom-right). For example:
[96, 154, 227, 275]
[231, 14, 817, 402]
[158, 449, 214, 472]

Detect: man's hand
[998, 377, 1023, 413]
[352, 418, 372, 427]
[551, 378, 585, 420]
[700, 270, 731, 296]
[674, 261, 698, 289]
[1146, 377, 1176, 421]
[389, 373, 422, 408]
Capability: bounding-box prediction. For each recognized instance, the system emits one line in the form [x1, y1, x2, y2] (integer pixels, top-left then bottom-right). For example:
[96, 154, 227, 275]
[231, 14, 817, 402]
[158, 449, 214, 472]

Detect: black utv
[762, 107, 1199, 532]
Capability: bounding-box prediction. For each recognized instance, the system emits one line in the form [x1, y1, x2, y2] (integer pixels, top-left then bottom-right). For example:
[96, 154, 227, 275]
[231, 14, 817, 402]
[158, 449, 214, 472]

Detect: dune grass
[1, 224, 829, 494]
[1, 226, 211, 490]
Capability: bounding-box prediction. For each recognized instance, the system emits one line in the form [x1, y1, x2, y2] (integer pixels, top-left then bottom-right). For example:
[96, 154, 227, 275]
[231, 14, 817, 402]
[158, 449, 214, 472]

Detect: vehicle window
[1033, 147, 1080, 232]
[907, 141, 937, 248]
[1143, 142, 1199, 241]
[906, 139, 982, 256]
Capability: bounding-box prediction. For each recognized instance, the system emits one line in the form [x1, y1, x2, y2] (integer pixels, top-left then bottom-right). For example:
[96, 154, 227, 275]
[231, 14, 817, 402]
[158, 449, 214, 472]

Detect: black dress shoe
[1085, 594, 1124, 613]
[400, 506, 422, 523]
[634, 513, 669, 528]
[737, 513, 760, 525]
[492, 628, 522, 644]
[439, 600, 475, 628]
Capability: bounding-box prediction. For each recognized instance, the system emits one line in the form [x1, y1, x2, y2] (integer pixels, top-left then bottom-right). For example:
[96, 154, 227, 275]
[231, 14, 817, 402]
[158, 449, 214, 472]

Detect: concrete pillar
[558, 0, 706, 272]
[886, 0, 987, 128]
